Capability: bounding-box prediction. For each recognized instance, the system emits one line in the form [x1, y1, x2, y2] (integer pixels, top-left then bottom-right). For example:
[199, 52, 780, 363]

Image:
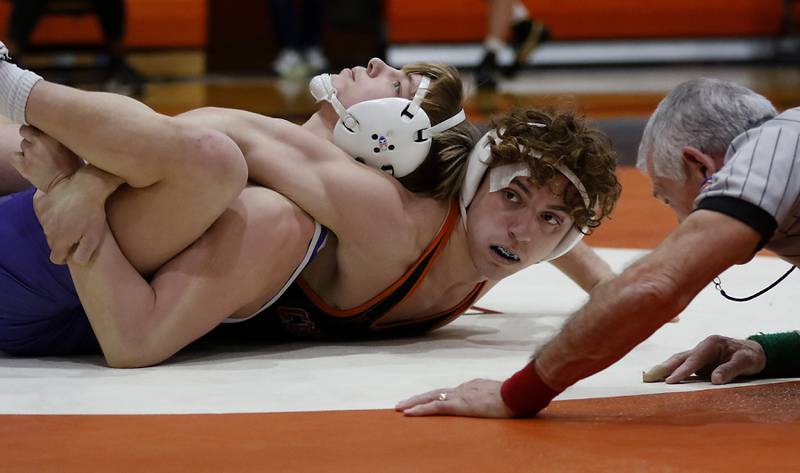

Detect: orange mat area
[586, 166, 676, 249]
[4, 382, 798, 472]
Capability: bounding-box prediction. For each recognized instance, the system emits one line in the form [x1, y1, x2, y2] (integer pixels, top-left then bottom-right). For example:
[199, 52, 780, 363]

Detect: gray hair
[636, 78, 777, 181]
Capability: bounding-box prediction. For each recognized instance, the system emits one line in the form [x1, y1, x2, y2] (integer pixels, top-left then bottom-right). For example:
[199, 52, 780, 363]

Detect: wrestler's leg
[25, 84, 251, 274]
[0, 52, 248, 273]
[19, 79, 219, 190]
[16, 124, 246, 275]
[103, 142, 246, 276]
[487, 0, 514, 43]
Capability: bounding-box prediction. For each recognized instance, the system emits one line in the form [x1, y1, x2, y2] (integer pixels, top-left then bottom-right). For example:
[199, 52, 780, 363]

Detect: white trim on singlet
[222, 221, 326, 324]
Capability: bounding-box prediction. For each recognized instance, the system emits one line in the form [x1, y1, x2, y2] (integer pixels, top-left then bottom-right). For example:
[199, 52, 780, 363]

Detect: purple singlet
[0, 188, 99, 355]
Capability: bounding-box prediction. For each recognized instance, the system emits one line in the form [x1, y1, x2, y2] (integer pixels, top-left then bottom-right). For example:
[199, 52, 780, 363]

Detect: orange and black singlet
[253, 200, 486, 340]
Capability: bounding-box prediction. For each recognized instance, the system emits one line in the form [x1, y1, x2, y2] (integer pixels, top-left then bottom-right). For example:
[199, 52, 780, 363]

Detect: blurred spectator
[269, 0, 329, 79]
[782, 0, 798, 36]
[475, 0, 549, 90]
[771, 0, 800, 62]
[6, 0, 144, 96]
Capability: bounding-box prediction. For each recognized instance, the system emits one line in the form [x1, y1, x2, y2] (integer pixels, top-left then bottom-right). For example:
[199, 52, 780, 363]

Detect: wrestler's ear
[680, 146, 716, 178]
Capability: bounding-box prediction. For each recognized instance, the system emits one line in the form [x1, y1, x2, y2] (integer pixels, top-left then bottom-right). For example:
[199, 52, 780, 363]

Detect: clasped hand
[12, 125, 107, 265]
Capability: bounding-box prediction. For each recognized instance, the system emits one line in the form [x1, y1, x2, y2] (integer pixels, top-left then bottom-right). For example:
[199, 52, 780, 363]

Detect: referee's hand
[396, 379, 514, 418]
[643, 335, 766, 385]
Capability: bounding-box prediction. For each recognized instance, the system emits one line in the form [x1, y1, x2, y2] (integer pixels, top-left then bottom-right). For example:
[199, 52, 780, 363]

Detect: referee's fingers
[710, 350, 758, 385]
[395, 388, 450, 411]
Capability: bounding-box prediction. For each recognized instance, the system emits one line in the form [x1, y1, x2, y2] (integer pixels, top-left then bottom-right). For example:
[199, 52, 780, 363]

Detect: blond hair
[397, 62, 477, 198]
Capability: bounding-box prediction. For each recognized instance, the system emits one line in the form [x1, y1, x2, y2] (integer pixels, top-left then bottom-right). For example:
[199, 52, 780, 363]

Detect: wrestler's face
[466, 173, 575, 281]
[646, 152, 699, 223]
[329, 58, 422, 107]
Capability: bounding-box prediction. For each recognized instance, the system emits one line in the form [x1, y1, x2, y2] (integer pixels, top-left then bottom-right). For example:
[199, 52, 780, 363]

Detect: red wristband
[500, 360, 561, 417]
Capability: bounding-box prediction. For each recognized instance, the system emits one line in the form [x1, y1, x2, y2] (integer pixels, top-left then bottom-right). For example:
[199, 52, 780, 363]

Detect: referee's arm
[535, 209, 761, 390]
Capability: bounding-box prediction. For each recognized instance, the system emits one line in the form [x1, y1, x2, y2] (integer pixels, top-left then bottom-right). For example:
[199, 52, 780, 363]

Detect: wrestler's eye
[542, 212, 562, 226]
[504, 190, 521, 203]
[393, 81, 401, 96]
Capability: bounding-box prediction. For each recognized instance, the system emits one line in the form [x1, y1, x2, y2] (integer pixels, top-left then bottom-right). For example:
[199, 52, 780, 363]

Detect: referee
[397, 78, 800, 418]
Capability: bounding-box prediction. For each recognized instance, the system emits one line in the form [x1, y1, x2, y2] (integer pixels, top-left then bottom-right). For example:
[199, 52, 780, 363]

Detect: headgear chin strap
[460, 129, 596, 262]
[309, 73, 466, 178]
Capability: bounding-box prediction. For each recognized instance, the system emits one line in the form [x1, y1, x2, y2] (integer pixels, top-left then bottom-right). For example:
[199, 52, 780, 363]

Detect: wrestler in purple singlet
[0, 187, 330, 356]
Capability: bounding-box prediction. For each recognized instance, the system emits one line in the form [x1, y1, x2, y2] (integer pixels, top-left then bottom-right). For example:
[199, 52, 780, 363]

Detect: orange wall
[0, 0, 206, 48]
[388, 0, 792, 42]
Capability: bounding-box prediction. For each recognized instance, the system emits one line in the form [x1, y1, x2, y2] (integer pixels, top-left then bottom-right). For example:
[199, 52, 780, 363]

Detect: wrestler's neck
[436, 216, 484, 285]
[302, 105, 338, 142]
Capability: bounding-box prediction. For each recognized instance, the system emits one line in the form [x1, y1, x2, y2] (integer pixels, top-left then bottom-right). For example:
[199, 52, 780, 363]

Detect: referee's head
[638, 78, 777, 183]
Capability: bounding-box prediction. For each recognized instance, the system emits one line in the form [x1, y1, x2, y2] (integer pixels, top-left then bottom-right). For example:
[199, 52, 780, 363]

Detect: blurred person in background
[5, 0, 144, 95]
[270, 0, 329, 79]
[475, 0, 549, 90]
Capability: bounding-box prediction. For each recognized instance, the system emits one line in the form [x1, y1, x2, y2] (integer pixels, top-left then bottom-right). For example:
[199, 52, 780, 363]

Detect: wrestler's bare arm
[177, 107, 412, 246]
[549, 241, 614, 292]
[65, 186, 314, 368]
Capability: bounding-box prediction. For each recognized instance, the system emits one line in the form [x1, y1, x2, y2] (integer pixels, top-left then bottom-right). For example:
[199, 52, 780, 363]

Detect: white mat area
[1, 248, 797, 414]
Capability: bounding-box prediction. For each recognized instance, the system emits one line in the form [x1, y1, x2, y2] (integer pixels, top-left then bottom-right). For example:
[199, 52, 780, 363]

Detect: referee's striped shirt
[695, 107, 800, 265]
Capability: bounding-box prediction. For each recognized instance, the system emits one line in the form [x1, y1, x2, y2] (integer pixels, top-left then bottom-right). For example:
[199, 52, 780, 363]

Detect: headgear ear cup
[459, 131, 495, 224]
[545, 228, 585, 261]
[459, 130, 595, 262]
[310, 74, 466, 178]
[333, 97, 431, 177]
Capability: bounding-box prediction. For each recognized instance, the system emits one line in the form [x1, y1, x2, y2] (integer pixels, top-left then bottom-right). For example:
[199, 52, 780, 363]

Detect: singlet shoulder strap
[298, 199, 461, 317]
[392, 199, 462, 307]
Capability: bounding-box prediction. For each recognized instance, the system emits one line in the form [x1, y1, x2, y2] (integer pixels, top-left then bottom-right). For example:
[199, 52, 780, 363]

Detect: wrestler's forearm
[549, 241, 614, 293]
[67, 228, 159, 367]
[70, 164, 125, 201]
[66, 204, 266, 368]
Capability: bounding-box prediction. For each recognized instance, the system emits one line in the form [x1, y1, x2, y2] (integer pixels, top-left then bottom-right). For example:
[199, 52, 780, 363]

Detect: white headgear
[460, 128, 596, 261]
[309, 73, 466, 177]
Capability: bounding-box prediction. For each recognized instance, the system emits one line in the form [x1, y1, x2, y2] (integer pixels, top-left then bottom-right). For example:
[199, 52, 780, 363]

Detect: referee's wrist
[500, 360, 562, 418]
[747, 331, 800, 378]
